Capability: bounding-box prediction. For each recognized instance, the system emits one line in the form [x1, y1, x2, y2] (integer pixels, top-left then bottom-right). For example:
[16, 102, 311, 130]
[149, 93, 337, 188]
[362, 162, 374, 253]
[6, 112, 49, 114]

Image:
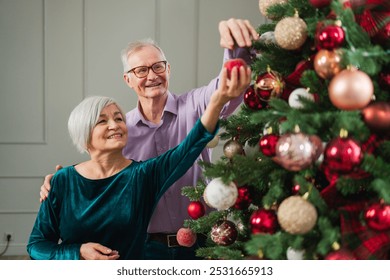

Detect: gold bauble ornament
[314, 49, 343, 80]
[328, 68, 374, 110]
[258, 0, 288, 19]
[274, 15, 307, 50]
[277, 196, 318, 234]
[223, 139, 244, 159]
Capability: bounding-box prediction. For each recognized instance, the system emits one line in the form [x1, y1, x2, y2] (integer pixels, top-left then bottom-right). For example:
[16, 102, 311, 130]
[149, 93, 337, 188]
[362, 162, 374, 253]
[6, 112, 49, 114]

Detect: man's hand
[219, 18, 259, 50]
[80, 242, 120, 260]
[39, 165, 62, 203]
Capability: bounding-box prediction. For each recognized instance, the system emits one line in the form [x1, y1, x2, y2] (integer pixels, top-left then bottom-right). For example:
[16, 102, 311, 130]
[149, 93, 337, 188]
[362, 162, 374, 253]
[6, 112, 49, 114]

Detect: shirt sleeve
[27, 173, 81, 260]
[146, 119, 218, 201]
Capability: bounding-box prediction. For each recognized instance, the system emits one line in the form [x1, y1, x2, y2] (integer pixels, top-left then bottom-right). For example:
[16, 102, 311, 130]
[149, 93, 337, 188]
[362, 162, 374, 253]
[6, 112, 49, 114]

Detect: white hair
[120, 38, 167, 73]
[68, 96, 126, 153]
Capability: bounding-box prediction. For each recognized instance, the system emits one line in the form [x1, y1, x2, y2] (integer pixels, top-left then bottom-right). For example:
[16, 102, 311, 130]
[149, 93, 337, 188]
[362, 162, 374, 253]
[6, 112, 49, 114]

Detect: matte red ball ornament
[364, 203, 390, 231]
[259, 133, 279, 156]
[234, 185, 253, 209]
[316, 25, 345, 50]
[244, 85, 268, 110]
[224, 58, 247, 79]
[323, 135, 362, 174]
[176, 228, 197, 247]
[187, 201, 205, 220]
[250, 208, 278, 234]
[211, 220, 238, 246]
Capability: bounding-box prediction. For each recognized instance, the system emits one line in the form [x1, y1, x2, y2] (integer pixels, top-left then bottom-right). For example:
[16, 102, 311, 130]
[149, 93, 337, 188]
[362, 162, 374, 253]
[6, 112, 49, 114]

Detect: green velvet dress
[27, 119, 216, 260]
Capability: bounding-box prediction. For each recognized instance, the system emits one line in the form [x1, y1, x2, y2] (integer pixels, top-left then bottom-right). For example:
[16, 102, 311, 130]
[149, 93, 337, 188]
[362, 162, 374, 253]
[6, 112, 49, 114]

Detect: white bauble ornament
[286, 247, 305, 260]
[244, 140, 259, 157]
[259, 31, 276, 45]
[204, 178, 238, 210]
[288, 88, 315, 109]
[206, 135, 220, 148]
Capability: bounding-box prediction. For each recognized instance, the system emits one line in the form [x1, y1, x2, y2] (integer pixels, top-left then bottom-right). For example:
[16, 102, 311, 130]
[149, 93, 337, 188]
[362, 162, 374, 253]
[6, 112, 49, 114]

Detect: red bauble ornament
[285, 58, 314, 87]
[309, 0, 331, 8]
[259, 133, 279, 157]
[176, 228, 197, 247]
[316, 25, 345, 50]
[250, 208, 278, 234]
[323, 136, 362, 174]
[325, 248, 356, 260]
[364, 203, 390, 231]
[210, 220, 238, 246]
[187, 201, 205, 220]
[254, 70, 285, 101]
[223, 58, 247, 79]
[244, 85, 268, 110]
[234, 185, 253, 209]
[362, 102, 390, 133]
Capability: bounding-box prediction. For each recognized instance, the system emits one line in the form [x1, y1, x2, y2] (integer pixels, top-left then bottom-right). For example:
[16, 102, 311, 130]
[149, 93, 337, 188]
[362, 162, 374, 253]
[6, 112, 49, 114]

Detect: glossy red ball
[250, 208, 278, 234]
[187, 201, 205, 220]
[316, 25, 345, 50]
[364, 203, 390, 231]
[259, 134, 279, 157]
[323, 137, 362, 174]
[244, 85, 267, 110]
[234, 185, 253, 210]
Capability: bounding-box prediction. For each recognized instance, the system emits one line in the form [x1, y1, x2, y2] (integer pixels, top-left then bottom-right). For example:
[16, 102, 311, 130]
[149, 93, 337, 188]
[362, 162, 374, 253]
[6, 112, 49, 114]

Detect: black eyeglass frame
[126, 60, 168, 78]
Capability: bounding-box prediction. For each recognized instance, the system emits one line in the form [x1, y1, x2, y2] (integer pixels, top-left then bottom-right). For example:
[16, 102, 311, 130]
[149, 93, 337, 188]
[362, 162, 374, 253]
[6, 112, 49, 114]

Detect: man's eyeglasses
[127, 61, 167, 78]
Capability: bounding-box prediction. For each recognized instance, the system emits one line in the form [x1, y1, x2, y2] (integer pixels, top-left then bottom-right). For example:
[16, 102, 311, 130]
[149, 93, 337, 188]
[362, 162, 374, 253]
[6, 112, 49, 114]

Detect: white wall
[0, 0, 265, 256]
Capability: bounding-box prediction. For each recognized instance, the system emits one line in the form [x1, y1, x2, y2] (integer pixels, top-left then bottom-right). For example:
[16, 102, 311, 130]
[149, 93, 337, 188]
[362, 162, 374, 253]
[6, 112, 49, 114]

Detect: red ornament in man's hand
[224, 58, 247, 79]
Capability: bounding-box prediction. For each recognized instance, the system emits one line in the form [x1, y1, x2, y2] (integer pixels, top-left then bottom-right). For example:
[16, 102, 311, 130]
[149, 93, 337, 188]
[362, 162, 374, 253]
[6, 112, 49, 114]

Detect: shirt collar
[133, 91, 178, 125]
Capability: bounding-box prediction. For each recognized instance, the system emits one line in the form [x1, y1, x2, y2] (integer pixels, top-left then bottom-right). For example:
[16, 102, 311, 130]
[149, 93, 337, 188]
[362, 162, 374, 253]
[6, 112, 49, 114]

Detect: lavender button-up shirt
[122, 48, 254, 233]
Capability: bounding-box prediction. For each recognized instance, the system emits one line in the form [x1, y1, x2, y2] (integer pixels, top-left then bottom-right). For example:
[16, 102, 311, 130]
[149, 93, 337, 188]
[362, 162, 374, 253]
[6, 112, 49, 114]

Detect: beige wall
[0, 0, 264, 256]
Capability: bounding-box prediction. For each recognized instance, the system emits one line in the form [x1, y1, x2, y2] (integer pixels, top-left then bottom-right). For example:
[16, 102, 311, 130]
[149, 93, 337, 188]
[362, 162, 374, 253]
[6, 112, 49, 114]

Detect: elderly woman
[27, 65, 251, 260]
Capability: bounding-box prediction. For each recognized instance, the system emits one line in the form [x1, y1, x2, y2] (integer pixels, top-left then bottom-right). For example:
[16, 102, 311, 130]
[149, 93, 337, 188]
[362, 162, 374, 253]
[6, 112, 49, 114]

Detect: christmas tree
[180, 0, 390, 260]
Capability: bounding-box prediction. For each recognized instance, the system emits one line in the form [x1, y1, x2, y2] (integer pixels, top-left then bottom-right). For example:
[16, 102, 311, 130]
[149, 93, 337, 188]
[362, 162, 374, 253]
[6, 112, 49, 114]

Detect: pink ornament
[176, 228, 197, 247]
[274, 132, 317, 171]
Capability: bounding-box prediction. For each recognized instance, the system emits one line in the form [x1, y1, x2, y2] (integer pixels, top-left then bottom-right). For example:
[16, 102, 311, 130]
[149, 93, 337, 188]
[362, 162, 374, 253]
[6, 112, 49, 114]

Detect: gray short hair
[68, 96, 126, 153]
[120, 38, 167, 73]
